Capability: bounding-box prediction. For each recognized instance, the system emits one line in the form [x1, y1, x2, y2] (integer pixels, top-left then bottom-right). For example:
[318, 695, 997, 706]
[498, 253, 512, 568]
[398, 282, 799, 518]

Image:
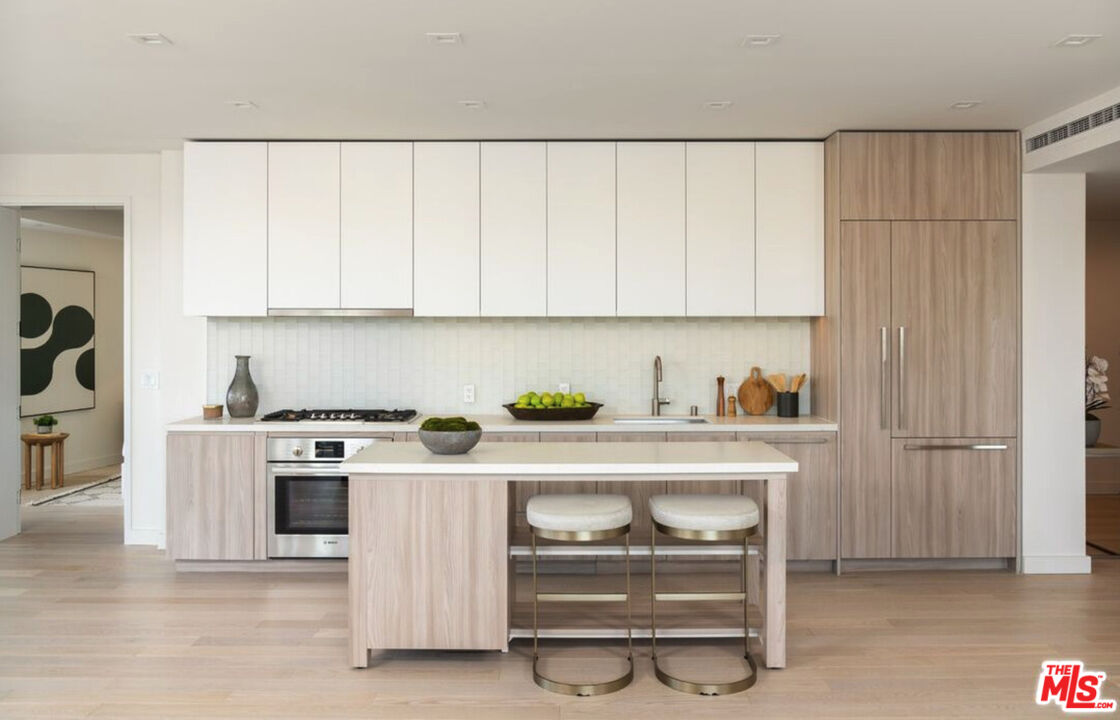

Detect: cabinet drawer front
[891, 438, 1016, 558]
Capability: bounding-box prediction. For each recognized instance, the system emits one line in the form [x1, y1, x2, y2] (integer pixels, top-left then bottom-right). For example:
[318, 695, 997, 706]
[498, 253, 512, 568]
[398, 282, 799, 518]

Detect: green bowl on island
[418, 417, 483, 455]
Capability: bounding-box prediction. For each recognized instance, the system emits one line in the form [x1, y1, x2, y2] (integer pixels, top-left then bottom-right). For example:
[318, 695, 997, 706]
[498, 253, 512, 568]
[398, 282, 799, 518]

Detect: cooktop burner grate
[259, 409, 418, 423]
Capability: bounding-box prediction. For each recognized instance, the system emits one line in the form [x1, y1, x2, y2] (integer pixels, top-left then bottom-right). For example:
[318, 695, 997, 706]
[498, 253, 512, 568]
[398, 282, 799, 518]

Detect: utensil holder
[776, 392, 799, 418]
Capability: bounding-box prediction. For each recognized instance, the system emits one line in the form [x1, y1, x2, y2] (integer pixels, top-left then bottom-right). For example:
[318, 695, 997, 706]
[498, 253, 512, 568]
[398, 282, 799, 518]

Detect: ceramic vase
[226, 355, 259, 418]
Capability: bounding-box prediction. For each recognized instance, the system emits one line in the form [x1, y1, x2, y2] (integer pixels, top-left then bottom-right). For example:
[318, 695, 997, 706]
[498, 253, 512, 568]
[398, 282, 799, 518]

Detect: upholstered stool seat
[648, 494, 759, 532]
[528, 493, 634, 696]
[649, 494, 760, 696]
[527, 494, 632, 534]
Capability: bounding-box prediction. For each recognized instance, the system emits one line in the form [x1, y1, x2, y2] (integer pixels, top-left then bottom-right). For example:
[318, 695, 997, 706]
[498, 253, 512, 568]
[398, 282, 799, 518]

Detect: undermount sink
[612, 416, 710, 425]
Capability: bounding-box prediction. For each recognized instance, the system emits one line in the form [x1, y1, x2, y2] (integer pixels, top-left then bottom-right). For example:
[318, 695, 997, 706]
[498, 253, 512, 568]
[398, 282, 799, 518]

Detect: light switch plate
[463, 384, 475, 403]
[140, 370, 160, 389]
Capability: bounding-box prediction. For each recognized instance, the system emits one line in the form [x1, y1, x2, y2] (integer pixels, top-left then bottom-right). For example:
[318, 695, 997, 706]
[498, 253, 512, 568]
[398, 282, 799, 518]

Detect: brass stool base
[653, 652, 757, 696]
[533, 655, 635, 697]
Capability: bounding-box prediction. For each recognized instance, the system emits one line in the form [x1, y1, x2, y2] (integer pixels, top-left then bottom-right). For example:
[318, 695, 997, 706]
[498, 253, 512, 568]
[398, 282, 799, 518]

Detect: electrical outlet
[140, 370, 160, 389]
[463, 384, 476, 403]
[558, 382, 571, 394]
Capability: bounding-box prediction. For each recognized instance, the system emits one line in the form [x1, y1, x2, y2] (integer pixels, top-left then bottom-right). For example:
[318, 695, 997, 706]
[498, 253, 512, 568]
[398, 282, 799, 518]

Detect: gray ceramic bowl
[418, 428, 482, 455]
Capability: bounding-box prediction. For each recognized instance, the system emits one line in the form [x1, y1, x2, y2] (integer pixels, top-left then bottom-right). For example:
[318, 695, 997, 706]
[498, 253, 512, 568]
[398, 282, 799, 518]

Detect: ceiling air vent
[1026, 101, 1120, 152]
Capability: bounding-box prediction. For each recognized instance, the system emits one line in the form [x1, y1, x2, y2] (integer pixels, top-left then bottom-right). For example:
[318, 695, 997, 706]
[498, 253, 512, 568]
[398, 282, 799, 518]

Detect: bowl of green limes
[503, 391, 602, 421]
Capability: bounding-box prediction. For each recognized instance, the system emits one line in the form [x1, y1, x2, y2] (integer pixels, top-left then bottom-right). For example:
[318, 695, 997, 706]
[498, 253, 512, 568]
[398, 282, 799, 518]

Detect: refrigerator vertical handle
[879, 327, 888, 430]
[898, 326, 906, 429]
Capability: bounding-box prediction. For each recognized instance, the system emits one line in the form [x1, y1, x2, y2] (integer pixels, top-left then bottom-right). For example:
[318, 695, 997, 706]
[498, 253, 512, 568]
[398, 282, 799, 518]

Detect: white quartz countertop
[341, 440, 798, 475]
[166, 413, 837, 434]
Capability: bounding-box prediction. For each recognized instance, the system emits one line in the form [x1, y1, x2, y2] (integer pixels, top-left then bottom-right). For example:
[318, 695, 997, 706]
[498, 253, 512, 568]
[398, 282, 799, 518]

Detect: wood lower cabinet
[350, 475, 508, 653]
[747, 433, 837, 561]
[166, 433, 257, 561]
[892, 439, 1016, 558]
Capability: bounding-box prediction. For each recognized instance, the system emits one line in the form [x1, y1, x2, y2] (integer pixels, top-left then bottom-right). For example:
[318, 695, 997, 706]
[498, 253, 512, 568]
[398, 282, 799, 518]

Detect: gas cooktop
[259, 408, 418, 423]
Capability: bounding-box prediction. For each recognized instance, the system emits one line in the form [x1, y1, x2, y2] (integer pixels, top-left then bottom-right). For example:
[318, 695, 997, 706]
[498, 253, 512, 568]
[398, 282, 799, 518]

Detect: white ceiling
[2, 0, 1120, 153]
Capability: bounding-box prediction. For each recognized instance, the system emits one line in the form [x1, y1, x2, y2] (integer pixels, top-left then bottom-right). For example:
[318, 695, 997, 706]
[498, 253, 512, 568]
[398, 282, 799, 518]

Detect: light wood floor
[2, 506, 1119, 719]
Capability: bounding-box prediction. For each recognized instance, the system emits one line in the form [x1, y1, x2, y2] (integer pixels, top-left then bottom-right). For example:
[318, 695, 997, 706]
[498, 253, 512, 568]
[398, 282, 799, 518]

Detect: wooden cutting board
[737, 366, 774, 416]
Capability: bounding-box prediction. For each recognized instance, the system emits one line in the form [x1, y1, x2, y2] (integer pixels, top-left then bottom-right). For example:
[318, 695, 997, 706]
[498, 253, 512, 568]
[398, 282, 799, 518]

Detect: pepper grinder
[716, 376, 726, 417]
[727, 396, 738, 417]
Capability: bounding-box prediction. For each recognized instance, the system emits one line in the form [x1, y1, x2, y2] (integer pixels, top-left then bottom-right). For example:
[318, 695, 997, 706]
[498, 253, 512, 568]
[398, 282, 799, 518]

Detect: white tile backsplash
[206, 317, 811, 415]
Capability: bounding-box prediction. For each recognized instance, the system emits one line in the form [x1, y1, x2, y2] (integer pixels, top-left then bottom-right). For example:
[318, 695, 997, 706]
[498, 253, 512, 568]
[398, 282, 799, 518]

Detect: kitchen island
[342, 440, 797, 669]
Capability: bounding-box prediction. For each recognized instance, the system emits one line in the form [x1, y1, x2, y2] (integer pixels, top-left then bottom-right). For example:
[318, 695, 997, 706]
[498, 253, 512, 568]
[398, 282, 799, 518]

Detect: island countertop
[341, 439, 799, 476]
[167, 413, 837, 433]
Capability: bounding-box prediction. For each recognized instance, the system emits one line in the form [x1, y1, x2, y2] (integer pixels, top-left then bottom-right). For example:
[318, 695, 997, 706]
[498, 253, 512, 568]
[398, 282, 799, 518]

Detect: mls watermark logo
[1036, 661, 1117, 713]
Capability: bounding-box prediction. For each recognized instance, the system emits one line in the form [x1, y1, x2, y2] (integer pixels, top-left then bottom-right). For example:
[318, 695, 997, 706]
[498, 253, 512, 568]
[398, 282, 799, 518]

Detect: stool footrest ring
[654, 591, 745, 602]
[652, 652, 758, 696]
[537, 592, 628, 603]
[533, 654, 634, 697]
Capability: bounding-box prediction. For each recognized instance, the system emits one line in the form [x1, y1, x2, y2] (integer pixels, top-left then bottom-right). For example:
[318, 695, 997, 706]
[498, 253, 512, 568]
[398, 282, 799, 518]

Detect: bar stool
[526, 494, 634, 696]
[649, 494, 760, 696]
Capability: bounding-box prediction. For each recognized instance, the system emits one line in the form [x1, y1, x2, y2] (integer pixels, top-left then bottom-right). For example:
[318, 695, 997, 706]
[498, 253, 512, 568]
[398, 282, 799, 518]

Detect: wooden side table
[21, 433, 69, 491]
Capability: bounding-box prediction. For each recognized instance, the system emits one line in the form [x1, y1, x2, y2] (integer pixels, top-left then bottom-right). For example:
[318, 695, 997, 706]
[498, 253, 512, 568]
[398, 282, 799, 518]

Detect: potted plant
[1086, 355, 1111, 447]
[33, 415, 58, 434]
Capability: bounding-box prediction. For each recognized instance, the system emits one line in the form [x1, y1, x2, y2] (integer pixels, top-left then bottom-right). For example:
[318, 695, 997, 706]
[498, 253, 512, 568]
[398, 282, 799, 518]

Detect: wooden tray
[502, 402, 603, 421]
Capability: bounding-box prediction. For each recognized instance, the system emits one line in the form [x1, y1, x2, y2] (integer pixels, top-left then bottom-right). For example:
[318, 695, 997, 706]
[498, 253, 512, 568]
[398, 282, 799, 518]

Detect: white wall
[0, 152, 206, 547]
[1021, 173, 1091, 574]
[18, 216, 124, 475]
[207, 317, 812, 416]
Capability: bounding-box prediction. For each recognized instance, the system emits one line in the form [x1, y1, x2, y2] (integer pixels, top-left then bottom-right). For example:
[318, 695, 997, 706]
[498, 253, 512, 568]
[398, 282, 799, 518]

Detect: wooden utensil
[738, 366, 774, 416]
[791, 373, 807, 393]
[767, 373, 788, 393]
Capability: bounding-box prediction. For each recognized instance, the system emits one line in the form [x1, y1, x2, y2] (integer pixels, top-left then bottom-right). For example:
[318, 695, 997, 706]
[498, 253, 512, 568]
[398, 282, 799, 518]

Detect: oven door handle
[267, 463, 350, 474]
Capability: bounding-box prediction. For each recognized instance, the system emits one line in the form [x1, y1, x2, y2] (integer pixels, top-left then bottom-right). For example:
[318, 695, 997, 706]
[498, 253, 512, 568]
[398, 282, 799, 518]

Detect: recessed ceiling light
[950, 101, 982, 110]
[127, 33, 172, 45]
[426, 32, 463, 45]
[458, 100, 486, 110]
[1055, 34, 1102, 47]
[225, 100, 258, 110]
[741, 34, 781, 47]
[703, 101, 733, 111]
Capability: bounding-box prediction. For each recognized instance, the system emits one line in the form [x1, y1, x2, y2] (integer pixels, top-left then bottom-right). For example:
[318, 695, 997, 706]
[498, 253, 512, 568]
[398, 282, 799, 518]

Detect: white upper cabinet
[546, 142, 616, 317]
[480, 142, 546, 316]
[413, 142, 481, 317]
[616, 142, 686, 316]
[686, 142, 756, 316]
[340, 143, 413, 310]
[755, 142, 825, 316]
[267, 143, 341, 309]
[182, 142, 268, 316]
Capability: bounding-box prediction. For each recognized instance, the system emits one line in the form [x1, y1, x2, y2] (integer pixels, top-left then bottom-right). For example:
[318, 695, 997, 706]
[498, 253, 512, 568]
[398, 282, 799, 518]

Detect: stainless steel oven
[266, 436, 392, 558]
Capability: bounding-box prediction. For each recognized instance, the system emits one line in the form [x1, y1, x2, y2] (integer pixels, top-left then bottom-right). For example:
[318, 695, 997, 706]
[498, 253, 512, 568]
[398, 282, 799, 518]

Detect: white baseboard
[125, 527, 164, 548]
[1022, 554, 1093, 574]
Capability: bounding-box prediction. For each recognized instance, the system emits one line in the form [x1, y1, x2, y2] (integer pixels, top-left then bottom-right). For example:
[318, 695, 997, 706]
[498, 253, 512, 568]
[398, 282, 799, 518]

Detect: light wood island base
[343, 440, 796, 670]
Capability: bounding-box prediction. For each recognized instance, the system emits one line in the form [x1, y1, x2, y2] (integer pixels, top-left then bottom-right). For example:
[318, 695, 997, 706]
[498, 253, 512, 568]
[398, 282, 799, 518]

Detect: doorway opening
[14, 207, 125, 537]
[1086, 174, 1120, 558]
